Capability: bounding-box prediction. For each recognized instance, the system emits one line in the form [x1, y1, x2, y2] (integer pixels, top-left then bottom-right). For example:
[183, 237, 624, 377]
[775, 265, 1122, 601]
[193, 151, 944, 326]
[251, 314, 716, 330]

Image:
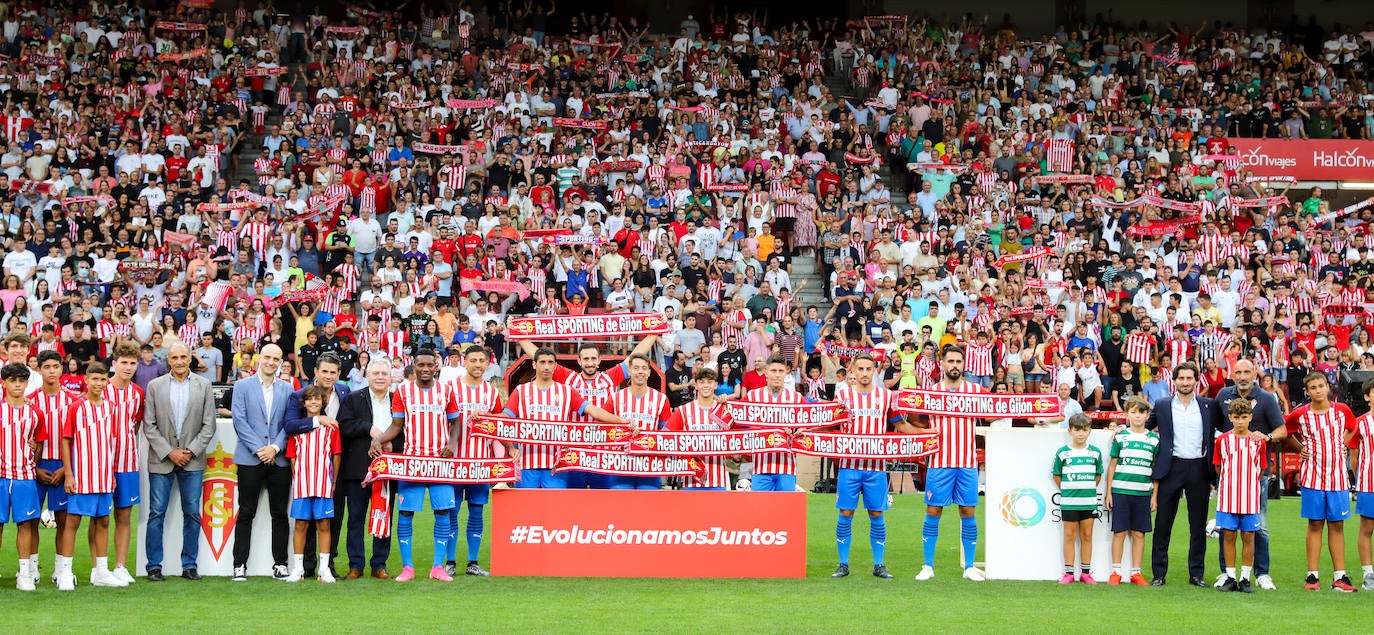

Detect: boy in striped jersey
[607, 355, 672, 490]
[284, 386, 342, 583]
[104, 342, 144, 585]
[1213, 398, 1264, 593]
[1344, 379, 1374, 590]
[1104, 397, 1159, 586]
[57, 363, 123, 590]
[1051, 414, 1103, 584]
[664, 367, 735, 491]
[0, 362, 45, 591]
[1284, 372, 1358, 592]
[831, 354, 906, 580]
[26, 350, 69, 586]
[744, 356, 806, 492]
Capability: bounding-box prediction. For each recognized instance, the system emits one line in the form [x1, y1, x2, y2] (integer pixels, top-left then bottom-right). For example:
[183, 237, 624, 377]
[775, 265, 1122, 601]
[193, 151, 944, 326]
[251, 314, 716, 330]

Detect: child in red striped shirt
[285, 386, 341, 583]
[1213, 398, 1265, 593]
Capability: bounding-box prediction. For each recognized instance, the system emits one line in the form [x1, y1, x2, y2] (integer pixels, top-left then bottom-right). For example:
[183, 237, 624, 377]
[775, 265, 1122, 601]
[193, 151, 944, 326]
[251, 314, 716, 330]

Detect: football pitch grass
[3, 494, 1367, 632]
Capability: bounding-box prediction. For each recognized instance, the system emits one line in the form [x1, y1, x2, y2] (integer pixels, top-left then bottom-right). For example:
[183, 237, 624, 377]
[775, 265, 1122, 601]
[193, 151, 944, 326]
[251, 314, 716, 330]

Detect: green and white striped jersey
[1109, 429, 1160, 496]
[1052, 444, 1104, 511]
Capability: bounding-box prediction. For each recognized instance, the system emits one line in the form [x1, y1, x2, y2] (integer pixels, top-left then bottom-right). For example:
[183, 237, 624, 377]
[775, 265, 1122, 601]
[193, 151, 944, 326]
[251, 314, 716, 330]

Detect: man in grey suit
[229, 343, 293, 581]
[143, 343, 217, 582]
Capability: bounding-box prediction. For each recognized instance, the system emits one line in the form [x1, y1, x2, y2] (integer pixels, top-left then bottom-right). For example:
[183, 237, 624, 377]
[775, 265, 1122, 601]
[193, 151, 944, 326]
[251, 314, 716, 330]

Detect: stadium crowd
[1, 0, 1374, 592]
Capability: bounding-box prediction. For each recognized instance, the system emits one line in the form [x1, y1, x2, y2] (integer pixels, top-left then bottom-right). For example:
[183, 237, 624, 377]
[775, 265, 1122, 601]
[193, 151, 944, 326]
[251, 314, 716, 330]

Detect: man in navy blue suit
[283, 352, 350, 578]
[1146, 361, 1225, 587]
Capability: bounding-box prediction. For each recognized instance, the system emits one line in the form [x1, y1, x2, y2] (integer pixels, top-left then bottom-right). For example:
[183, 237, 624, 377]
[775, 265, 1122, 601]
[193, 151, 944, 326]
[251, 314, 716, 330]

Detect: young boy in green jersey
[1052, 413, 1104, 584]
[1104, 396, 1160, 586]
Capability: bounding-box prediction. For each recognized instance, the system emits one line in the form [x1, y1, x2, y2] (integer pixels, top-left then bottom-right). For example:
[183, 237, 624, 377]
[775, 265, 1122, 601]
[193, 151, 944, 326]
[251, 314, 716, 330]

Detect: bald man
[142, 342, 218, 581]
[229, 344, 295, 581]
[1211, 359, 1286, 590]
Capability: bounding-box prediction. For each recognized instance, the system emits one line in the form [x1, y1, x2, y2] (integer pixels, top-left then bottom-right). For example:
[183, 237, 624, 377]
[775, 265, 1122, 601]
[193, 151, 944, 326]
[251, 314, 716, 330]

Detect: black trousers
[1151, 457, 1210, 580]
[233, 463, 292, 568]
[305, 479, 394, 574]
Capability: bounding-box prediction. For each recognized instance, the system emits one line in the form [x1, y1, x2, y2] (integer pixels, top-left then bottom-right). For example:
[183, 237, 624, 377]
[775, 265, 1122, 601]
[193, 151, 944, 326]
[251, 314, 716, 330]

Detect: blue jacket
[283, 383, 353, 436]
[230, 376, 294, 467]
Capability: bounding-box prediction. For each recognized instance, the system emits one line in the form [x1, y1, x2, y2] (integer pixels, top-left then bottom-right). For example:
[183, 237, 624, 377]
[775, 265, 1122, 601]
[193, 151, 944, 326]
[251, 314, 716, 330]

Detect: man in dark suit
[282, 352, 350, 578]
[335, 360, 403, 579]
[1147, 361, 1225, 587]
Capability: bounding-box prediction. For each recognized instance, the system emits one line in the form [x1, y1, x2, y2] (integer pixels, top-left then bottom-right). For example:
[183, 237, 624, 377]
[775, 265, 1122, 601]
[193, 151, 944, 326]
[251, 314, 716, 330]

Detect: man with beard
[912, 345, 990, 582]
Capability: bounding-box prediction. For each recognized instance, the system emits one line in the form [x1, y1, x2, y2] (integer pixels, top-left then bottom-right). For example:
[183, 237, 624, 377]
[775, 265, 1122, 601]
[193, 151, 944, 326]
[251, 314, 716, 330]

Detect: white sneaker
[1255, 574, 1277, 590]
[31, 562, 39, 585]
[56, 573, 75, 592]
[112, 566, 136, 585]
[90, 568, 128, 587]
[318, 570, 336, 584]
[963, 567, 987, 581]
[16, 575, 34, 592]
[1214, 573, 1228, 588]
[283, 567, 303, 583]
[914, 565, 935, 581]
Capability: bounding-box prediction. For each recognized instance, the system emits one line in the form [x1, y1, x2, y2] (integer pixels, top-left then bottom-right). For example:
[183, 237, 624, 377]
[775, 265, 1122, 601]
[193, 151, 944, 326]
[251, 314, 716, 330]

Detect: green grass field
[2, 494, 1368, 631]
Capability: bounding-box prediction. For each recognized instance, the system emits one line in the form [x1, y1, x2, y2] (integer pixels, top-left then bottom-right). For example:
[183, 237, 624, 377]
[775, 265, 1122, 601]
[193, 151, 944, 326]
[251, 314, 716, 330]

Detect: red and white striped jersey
[391, 380, 460, 458]
[1124, 332, 1155, 364]
[450, 378, 504, 458]
[28, 388, 74, 461]
[0, 400, 44, 480]
[1166, 338, 1192, 368]
[744, 386, 804, 475]
[1212, 431, 1267, 514]
[554, 363, 627, 421]
[1284, 402, 1357, 491]
[504, 381, 587, 469]
[834, 385, 898, 472]
[62, 397, 116, 494]
[964, 341, 994, 376]
[1045, 138, 1075, 172]
[382, 330, 408, 358]
[287, 424, 341, 498]
[609, 387, 671, 433]
[1349, 413, 1374, 494]
[721, 309, 749, 344]
[665, 400, 735, 488]
[239, 220, 272, 255]
[104, 382, 144, 473]
[925, 380, 988, 469]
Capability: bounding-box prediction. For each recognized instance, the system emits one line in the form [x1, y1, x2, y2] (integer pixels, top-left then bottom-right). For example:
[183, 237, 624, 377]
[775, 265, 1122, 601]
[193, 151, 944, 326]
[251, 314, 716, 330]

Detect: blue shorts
[396, 481, 456, 512]
[36, 459, 67, 511]
[836, 468, 889, 511]
[1109, 493, 1153, 533]
[291, 496, 335, 520]
[610, 476, 662, 490]
[1357, 492, 1374, 519]
[0, 478, 40, 523]
[113, 471, 140, 508]
[1215, 511, 1262, 532]
[564, 471, 612, 489]
[67, 492, 113, 518]
[925, 467, 979, 507]
[516, 469, 568, 490]
[1300, 488, 1352, 522]
[1269, 368, 1287, 383]
[454, 484, 491, 506]
[751, 474, 797, 492]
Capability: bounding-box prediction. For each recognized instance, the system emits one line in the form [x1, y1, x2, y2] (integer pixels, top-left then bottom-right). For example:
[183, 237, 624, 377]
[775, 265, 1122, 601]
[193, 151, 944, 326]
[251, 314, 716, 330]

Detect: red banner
[411, 142, 468, 155]
[469, 416, 636, 447]
[994, 246, 1053, 268]
[589, 160, 643, 174]
[1126, 215, 1202, 237]
[1230, 196, 1290, 209]
[158, 47, 210, 62]
[893, 389, 1062, 418]
[1322, 305, 1368, 317]
[626, 429, 792, 457]
[822, 341, 888, 363]
[447, 99, 498, 109]
[461, 278, 530, 300]
[520, 229, 573, 239]
[325, 25, 366, 34]
[1032, 174, 1094, 184]
[164, 230, 197, 249]
[791, 432, 940, 460]
[553, 118, 609, 131]
[725, 401, 849, 429]
[197, 201, 257, 212]
[491, 490, 807, 578]
[155, 21, 207, 30]
[552, 449, 704, 477]
[705, 183, 749, 192]
[1227, 138, 1374, 181]
[1314, 197, 1374, 225]
[362, 454, 518, 537]
[241, 66, 287, 77]
[60, 195, 113, 206]
[506, 313, 671, 340]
